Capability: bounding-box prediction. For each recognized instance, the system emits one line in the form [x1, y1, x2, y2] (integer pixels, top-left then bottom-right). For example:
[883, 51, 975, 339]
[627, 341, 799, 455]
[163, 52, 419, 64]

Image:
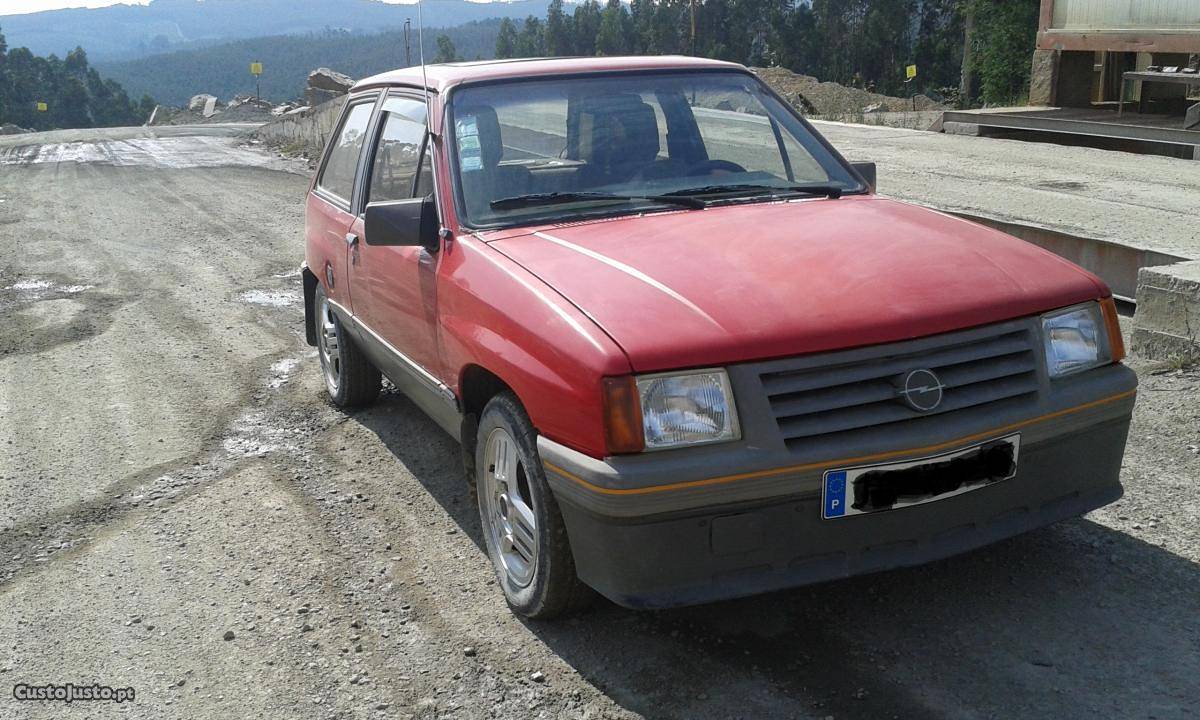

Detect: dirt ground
[0, 125, 1196, 720]
[753, 66, 945, 122]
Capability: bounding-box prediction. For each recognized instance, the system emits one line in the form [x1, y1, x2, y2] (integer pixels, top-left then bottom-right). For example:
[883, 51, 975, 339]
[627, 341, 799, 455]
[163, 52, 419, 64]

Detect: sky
[0, 0, 476, 16]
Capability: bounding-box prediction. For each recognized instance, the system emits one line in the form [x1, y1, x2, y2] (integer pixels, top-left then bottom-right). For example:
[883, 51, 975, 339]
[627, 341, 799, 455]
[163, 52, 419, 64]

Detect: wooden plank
[1038, 31, 1200, 54]
[1123, 71, 1200, 86]
[1038, 0, 1054, 34]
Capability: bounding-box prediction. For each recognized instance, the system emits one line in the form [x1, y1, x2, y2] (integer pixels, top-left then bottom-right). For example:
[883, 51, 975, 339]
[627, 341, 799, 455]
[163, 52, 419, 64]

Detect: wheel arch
[458, 363, 519, 481]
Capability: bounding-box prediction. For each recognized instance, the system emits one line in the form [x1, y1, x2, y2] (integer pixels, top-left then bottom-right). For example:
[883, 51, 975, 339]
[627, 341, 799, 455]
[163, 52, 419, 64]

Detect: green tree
[516, 16, 545, 57]
[595, 0, 631, 56]
[495, 17, 518, 59]
[64, 46, 88, 78]
[913, 0, 964, 93]
[545, 0, 574, 55]
[0, 26, 8, 124]
[572, 0, 603, 56]
[433, 34, 460, 63]
[0, 27, 148, 131]
[628, 0, 654, 54]
[648, 0, 684, 56]
[966, 0, 1039, 104]
[138, 93, 156, 119]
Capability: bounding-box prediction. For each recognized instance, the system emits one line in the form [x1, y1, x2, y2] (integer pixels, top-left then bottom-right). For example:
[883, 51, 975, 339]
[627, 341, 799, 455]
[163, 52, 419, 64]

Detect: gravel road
[0, 124, 1196, 720]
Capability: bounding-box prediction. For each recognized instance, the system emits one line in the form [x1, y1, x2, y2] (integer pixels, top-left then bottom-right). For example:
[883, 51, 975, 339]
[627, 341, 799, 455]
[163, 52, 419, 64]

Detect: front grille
[759, 325, 1040, 453]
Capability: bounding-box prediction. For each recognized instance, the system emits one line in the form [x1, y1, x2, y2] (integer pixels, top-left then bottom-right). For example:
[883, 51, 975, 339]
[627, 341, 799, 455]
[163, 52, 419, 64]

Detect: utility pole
[404, 19, 412, 67]
[690, 0, 697, 57]
[959, 4, 974, 108]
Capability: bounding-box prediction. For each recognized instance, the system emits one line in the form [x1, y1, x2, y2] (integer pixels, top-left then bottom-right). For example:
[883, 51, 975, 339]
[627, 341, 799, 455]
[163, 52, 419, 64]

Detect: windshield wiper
[662, 183, 844, 200]
[490, 191, 705, 210]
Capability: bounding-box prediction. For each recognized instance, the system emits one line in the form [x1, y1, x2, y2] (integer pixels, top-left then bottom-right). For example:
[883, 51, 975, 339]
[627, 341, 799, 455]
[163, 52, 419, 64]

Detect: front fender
[438, 238, 631, 458]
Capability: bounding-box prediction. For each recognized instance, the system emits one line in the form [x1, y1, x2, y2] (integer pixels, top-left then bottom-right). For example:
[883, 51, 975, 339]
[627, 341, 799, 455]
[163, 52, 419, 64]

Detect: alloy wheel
[481, 427, 539, 587]
[317, 297, 342, 395]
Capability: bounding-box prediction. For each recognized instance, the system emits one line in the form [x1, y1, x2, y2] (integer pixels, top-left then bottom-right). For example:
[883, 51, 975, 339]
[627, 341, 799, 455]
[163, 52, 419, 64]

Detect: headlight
[1042, 302, 1113, 378]
[636, 369, 740, 450]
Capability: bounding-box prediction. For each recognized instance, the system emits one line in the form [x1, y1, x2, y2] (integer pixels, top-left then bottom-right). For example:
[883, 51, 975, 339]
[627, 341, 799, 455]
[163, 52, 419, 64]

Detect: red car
[303, 56, 1136, 618]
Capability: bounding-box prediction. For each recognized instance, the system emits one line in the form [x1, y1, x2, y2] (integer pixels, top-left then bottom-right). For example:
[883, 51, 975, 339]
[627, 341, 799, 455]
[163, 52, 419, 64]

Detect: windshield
[447, 71, 863, 229]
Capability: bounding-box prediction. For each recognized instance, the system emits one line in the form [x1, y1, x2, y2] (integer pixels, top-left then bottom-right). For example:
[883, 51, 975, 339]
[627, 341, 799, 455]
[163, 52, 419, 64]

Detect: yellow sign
[36, 101, 48, 112]
[250, 62, 263, 76]
[906, 64, 918, 80]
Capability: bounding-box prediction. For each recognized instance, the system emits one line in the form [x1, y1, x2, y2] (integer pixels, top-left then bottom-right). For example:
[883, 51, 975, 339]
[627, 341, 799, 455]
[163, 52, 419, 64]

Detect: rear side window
[366, 97, 428, 204]
[318, 101, 375, 204]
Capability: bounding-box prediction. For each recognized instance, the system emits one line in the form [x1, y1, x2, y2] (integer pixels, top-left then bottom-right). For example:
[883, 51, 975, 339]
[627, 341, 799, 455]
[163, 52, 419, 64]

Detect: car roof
[352, 55, 746, 93]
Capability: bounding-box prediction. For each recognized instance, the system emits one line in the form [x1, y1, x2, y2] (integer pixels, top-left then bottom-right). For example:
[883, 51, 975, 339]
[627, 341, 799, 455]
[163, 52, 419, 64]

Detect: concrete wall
[251, 96, 347, 159]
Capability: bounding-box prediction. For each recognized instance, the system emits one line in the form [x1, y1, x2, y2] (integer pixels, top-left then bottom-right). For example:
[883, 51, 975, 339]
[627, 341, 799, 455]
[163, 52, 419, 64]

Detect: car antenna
[417, 0, 432, 136]
[415, 0, 447, 240]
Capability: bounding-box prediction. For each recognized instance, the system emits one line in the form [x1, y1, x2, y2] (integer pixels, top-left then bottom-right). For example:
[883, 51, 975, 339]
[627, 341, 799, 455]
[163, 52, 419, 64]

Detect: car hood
[486, 196, 1106, 372]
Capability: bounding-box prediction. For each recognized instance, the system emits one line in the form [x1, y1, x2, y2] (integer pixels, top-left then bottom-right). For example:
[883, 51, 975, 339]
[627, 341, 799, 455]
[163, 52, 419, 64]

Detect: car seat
[455, 104, 531, 219]
[573, 94, 661, 188]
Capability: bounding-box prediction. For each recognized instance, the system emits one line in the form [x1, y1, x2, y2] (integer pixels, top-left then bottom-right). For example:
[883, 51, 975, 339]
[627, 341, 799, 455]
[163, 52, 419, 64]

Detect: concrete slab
[942, 121, 981, 136]
[1132, 260, 1200, 361]
[814, 119, 1199, 349]
[811, 120, 1200, 263]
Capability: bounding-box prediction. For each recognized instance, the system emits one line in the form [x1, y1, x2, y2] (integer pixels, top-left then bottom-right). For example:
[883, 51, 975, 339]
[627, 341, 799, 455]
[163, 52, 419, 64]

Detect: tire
[313, 282, 380, 408]
[475, 391, 592, 619]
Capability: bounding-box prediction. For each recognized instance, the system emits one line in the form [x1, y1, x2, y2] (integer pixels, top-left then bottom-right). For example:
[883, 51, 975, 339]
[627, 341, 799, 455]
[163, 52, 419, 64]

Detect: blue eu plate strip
[824, 471, 847, 518]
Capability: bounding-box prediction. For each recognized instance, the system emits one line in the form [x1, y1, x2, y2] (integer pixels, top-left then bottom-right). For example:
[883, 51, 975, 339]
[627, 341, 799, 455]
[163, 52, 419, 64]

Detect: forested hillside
[98, 21, 505, 106]
[99, 0, 1040, 111]
[0, 27, 153, 131]
[0, 0, 552, 61]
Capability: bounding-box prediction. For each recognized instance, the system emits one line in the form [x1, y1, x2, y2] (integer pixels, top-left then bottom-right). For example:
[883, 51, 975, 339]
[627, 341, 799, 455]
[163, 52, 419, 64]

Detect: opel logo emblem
[898, 369, 945, 412]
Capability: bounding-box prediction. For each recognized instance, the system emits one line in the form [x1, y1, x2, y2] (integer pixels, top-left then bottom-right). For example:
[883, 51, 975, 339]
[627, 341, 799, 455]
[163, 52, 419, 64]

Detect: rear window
[318, 101, 375, 203]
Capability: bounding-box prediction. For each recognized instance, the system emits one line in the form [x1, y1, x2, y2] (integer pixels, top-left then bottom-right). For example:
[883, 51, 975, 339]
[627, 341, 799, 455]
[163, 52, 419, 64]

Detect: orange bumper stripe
[544, 389, 1137, 497]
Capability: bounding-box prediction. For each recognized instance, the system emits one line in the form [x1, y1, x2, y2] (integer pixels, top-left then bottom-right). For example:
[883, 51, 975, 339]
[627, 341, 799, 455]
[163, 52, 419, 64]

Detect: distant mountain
[96, 22, 504, 106]
[0, 0, 552, 61]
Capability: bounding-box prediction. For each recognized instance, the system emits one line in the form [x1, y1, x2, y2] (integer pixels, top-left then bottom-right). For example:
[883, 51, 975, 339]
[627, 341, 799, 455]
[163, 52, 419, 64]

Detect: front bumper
[540, 363, 1137, 609]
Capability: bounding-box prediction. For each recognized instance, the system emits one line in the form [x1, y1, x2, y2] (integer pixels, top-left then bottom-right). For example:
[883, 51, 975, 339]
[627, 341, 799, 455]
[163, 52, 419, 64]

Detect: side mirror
[364, 195, 440, 252]
[850, 161, 876, 193]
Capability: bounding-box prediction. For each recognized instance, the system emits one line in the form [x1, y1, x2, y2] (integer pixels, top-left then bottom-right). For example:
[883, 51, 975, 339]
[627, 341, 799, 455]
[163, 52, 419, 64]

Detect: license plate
[822, 434, 1020, 519]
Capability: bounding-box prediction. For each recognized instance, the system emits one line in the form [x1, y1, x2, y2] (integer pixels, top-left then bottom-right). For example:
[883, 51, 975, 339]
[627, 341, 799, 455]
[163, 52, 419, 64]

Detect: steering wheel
[685, 159, 746, 177]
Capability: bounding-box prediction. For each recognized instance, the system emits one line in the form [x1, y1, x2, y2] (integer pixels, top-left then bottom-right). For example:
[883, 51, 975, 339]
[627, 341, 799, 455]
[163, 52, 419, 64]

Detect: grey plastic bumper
[539, 365, 1137, 609]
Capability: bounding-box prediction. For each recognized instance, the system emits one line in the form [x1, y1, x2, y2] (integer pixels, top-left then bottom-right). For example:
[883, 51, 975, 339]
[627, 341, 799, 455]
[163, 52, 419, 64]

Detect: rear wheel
[314, 283, 380, 407]
[476, 392, 591, 619]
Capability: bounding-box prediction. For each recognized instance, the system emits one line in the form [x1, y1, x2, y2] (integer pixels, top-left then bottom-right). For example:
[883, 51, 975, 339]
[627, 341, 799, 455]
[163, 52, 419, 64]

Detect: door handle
[345, 233, 359, 247]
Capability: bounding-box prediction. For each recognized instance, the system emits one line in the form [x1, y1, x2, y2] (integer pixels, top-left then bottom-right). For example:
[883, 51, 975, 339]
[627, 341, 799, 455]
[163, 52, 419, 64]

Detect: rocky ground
[0, 125, 1196, 720]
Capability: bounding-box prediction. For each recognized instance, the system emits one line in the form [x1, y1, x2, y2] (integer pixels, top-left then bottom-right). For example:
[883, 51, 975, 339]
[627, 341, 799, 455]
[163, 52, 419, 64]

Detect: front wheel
[476, 392, 592, 619]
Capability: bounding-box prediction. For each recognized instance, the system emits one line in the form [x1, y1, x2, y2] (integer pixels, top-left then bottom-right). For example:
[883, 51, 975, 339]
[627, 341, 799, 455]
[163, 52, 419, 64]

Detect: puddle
[8, 279, 52, 291]
[267, 355, 309, 389]
[0, 277, 95, 308]
[221, 409, 306, 458]
[0, 136, 288, 170]
[240, 289, 300, 307]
